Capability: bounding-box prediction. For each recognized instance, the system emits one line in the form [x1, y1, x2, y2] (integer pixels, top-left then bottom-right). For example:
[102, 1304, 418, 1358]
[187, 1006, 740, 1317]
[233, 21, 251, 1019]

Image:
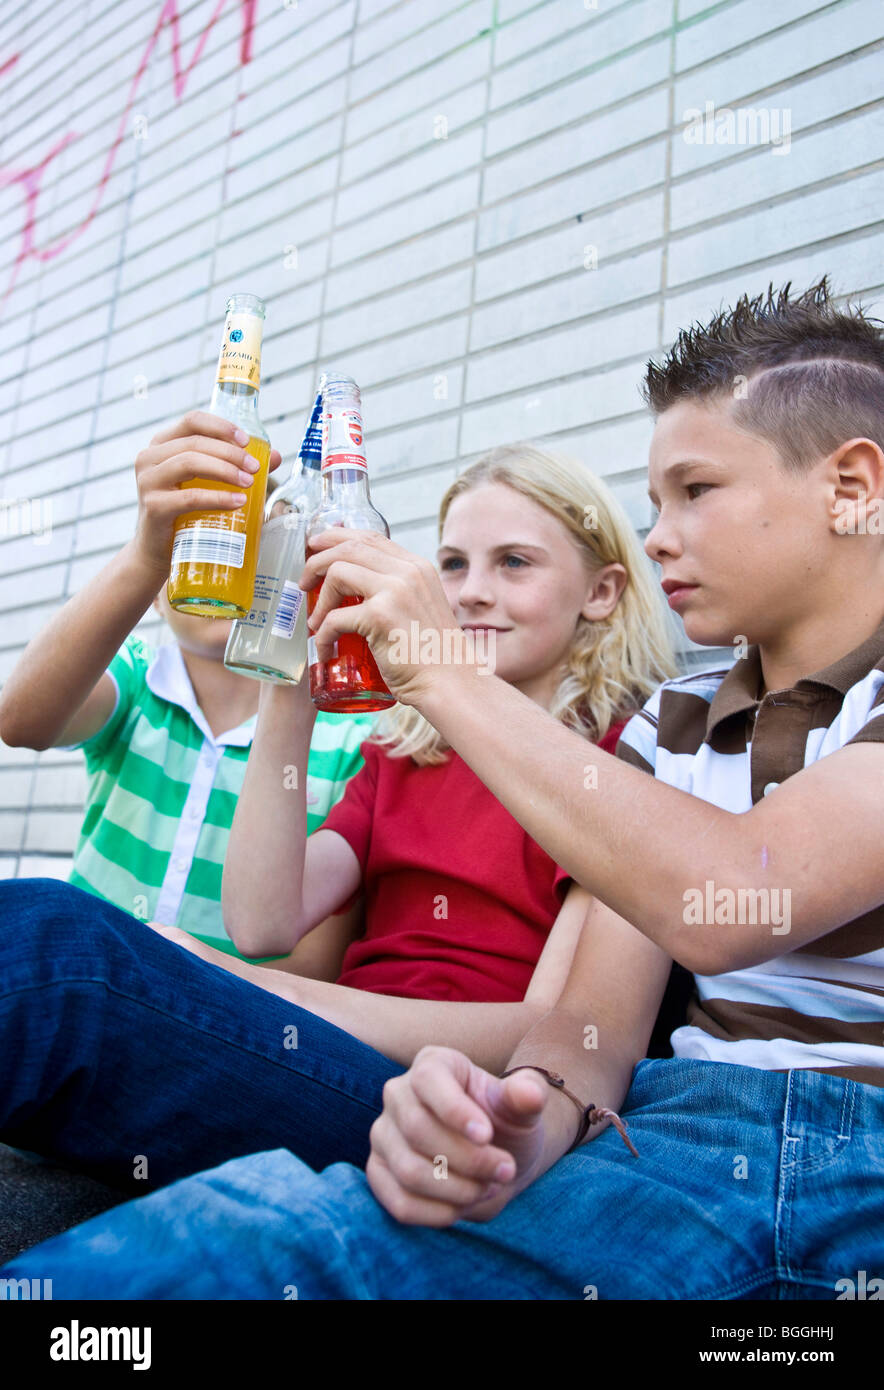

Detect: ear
[580, 563, 628, 622]
[829, 438, 884, 535]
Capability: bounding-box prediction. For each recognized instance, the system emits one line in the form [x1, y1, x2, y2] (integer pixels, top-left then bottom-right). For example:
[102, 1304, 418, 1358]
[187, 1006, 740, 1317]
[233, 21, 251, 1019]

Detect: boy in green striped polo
[1, 410, 375, 962]
[66, 585, 375, 957]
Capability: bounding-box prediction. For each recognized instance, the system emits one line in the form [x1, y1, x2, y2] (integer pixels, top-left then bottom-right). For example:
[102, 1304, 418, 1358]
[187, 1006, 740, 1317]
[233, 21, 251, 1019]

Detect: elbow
[0, 707, 44, 751]
[673, 938, 756, 978]
[224, 909, 296, 961]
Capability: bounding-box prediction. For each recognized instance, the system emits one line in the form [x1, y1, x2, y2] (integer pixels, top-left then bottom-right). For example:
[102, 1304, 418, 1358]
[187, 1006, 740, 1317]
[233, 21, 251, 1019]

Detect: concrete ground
[0, 1143, 127, 1265]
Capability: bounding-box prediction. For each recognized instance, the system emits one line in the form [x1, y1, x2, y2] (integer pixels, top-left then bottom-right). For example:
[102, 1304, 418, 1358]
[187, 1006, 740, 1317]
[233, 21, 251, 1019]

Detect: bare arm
[421, 673, 884, 975]
[0, 410, 281, 751]
[0, 542, 160, 749]
[221, 679, 363, 959]
[172, 882, 596, 1072]
[365, 897, 673, 1226]
[259, 898, 365, 981]
[300, 532, 884, 977]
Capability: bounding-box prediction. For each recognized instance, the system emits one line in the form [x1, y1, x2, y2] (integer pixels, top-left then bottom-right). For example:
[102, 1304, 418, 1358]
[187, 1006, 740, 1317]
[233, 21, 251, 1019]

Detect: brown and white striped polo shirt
[616, 616, 884, 1087]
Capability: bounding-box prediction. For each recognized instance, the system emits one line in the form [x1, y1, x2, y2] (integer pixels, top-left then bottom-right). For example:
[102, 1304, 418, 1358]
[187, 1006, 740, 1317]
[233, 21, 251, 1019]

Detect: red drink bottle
[305, 373, 396, 713]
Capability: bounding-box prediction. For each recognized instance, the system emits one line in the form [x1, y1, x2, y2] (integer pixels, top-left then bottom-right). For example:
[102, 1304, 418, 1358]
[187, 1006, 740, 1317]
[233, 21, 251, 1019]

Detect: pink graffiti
[0, 0, 258, 310]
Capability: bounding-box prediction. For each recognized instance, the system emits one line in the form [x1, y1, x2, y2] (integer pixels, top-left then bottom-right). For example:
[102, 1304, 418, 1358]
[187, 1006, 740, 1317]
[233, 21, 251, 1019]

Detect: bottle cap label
[322, 406, 367, 471]
[217, 312, 262, 387]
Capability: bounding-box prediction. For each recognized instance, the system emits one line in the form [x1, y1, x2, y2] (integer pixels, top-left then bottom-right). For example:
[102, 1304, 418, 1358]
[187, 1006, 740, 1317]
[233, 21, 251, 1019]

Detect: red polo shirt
[324, 719, 626, 1002]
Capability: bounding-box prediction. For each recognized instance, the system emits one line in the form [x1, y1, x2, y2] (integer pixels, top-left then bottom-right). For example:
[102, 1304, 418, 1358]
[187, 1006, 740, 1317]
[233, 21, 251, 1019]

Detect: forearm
[504, 1004, 642, 1172]
[0, 539, 163, 748]
[290, 974, 546, 1071]
[419, 668, 755, 973]
[222, 682, 315, 958]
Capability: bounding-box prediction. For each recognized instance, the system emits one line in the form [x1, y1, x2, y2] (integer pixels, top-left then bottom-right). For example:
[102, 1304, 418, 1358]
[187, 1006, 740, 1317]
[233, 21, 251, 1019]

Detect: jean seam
[774, 1073, 795, 1280]
[3, 977, 393, 1117]
[837, 1080, 855, 1141]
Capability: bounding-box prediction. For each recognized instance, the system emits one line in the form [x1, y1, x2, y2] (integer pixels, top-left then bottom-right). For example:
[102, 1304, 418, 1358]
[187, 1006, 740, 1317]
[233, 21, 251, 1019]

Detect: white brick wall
[1, 0, 882, 876]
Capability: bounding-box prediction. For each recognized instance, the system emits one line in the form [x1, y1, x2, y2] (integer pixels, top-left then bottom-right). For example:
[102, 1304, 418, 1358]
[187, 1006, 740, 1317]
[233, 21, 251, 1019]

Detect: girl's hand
[298, 530, 479, 707]
[366, 1045, 552, 1227]
[132, 410, 283, 579]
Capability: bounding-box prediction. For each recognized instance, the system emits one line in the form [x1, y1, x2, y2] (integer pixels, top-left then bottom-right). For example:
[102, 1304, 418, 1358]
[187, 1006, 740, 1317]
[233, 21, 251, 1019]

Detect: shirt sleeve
[845, 675, 884, 746]
[64, 636, 149, 765]
[552, 864, 572, 901]
[550, 716, 640, 900]
[614, 685, 665, 776]
[320, 739, 380, 873]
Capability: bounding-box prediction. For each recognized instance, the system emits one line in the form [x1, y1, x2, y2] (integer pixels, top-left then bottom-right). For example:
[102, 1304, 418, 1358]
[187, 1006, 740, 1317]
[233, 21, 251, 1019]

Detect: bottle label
[171, 522, 246, 570]
[302, 390, 324, 466]
[322, 406, 367, 472]
[236, 572, 279, 629]
[271, 581, 304, 639]
[217, 312, 262, 388]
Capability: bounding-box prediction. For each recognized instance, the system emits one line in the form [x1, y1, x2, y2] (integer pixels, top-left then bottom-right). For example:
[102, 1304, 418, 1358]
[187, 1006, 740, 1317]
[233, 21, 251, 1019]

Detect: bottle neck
[209, 379, 264, 434]
[320, 467, 371, 502]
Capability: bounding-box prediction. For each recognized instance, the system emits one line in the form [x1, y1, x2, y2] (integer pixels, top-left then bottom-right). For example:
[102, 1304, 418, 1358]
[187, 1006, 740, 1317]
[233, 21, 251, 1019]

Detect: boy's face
[153, 585, 233, 661]
[645, 399, 831, 649]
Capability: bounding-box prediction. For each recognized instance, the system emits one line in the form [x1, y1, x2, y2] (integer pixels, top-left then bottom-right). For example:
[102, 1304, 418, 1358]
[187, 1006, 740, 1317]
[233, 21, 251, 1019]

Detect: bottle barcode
[172, 525, 246, 570]
[271, 581, 304, 639]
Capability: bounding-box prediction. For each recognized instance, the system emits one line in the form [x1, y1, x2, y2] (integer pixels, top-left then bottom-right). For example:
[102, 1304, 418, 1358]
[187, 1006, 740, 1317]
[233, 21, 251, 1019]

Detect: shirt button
[189, 806, 200, 818]
[762, 782, 779, 797]
[175, 857, 188, 872]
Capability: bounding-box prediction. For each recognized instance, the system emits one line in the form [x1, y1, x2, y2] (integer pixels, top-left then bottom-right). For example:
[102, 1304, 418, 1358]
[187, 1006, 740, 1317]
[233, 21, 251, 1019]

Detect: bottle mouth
[226, 292, 266, 317]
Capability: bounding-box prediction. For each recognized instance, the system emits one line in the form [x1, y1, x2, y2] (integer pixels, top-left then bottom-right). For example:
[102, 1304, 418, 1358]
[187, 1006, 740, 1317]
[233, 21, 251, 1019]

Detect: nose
[453, 561, 496, 611]
[644, 509, 682, 565]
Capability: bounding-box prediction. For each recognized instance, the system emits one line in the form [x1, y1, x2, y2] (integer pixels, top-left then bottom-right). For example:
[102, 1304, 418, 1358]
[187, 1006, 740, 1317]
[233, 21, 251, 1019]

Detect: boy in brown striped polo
[4, 278, 882, 1301]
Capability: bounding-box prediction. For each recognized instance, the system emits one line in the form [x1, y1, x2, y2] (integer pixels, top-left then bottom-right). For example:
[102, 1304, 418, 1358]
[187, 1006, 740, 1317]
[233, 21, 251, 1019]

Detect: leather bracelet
[499, 1066, 639, 1157]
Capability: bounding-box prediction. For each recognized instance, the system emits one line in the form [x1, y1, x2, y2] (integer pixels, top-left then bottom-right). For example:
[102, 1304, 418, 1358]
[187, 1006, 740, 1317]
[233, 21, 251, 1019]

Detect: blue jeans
[0, 879, 404, 1186]
[4, 1044, 883, 1298]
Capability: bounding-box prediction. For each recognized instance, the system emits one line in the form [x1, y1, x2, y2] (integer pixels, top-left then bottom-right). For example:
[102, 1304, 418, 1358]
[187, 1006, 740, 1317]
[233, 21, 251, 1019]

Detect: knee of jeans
[1, 878, 122, 961]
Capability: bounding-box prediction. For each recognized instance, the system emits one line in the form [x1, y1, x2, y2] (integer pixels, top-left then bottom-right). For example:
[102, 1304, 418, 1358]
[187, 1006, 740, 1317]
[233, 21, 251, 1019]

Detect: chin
[679, 611, 737, 649]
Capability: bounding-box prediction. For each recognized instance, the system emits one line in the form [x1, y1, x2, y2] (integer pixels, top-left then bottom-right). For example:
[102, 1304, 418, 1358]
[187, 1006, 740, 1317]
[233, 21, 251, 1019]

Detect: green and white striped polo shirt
[67, 636, 377, 956]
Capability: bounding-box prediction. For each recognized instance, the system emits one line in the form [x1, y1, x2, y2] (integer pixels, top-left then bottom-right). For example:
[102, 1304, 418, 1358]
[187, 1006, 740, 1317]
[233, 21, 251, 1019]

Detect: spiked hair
[642, 278, 884, 470]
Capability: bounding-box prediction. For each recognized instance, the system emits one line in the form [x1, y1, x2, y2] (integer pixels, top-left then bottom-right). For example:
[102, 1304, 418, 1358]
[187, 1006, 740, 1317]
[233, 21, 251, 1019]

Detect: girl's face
[437, 481, 626, 707]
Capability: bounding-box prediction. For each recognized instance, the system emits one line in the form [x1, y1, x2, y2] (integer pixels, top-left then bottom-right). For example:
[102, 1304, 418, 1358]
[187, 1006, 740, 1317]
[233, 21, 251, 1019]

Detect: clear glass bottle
[167, 293, 271, 618]
[223, 383, 325, 684]
[305, 373, 396, 713]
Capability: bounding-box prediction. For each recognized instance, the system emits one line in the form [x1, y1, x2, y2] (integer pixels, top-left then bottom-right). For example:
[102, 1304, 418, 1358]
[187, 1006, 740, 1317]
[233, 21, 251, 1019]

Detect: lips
[661, 580, 699, 611]
[461, 624, 509, 631]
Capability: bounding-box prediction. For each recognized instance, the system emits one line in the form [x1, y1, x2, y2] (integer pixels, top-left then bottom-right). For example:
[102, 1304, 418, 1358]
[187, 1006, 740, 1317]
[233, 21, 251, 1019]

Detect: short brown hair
[642, 278, 884, 470]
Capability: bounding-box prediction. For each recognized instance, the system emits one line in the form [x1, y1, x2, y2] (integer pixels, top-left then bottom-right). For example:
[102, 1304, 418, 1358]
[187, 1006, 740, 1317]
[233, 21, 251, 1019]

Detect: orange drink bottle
[167, 292, 271, 618]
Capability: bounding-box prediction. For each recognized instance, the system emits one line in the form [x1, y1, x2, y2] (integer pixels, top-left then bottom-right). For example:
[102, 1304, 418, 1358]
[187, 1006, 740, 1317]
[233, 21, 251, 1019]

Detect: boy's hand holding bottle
[131, 410, 282, 584]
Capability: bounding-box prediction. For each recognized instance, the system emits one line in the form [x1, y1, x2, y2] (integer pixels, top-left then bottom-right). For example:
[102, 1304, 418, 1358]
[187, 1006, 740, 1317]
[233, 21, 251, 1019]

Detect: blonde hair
[371, 442, 678, 765]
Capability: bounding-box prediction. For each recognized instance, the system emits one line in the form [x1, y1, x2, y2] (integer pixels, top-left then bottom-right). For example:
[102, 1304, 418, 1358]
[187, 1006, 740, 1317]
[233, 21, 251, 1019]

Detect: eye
[502, 554, 528, 568]
[686, 483, 712, 500]
[439, 556, 464, 571]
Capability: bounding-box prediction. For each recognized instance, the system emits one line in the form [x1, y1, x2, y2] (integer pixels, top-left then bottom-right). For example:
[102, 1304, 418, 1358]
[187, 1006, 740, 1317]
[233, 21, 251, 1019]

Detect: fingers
[149, 410, 248, 448]
[147, 449, 261, 495]
[484, 1071, 550, 1132]
[366, 1152, 465, 1227]
[408, 1051, 496, 1143]
[386, 1069, 515, 1178]
[308, 601, 371, 664]
[300, 530, 414, 590]
[372, 1111, 501, 1209]
[365, 1050, 524, 1226]
[303, 558, 392, 644]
